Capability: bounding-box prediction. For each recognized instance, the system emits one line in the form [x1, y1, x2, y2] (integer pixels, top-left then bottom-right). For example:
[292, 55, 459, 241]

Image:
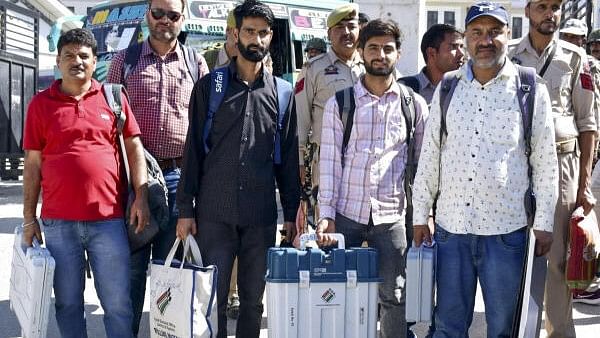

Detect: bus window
[269, 18, 293, 79]
[293, 40, 304, 70]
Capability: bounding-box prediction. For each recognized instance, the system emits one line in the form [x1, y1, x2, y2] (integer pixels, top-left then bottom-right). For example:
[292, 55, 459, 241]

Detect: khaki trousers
[544, 152, 578, 338]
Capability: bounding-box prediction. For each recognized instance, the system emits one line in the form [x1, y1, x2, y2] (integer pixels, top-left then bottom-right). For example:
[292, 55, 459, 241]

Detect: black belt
[157, 157, 183, 171]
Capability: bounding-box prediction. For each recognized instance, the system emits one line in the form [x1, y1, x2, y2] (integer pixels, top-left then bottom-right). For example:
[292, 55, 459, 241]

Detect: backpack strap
[516, 65, 536, 157]
[123, 42, 143, 83]
[274, 77, 293, 165]
[516, 65, 537, 226]
[102, 83, 131, 183]
[398, 83, 418, 229]
[181, 43, 199, 83]
[203, 66, 230, 154]
[335, 86, 356, 167]
[439, 70, 460, 137]
[123, 42, 199, 83]
[397, 76, 421, 94]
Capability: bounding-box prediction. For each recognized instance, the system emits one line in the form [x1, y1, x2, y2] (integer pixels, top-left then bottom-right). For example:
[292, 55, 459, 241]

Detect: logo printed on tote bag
[321, 288, 336, 303]
[156, 287, 172, 315]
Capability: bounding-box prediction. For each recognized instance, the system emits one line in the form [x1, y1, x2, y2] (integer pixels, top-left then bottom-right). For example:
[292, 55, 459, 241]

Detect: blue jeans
[130, 168, 180, 335]
[335, 213, 408, 338]
[42, 218, 133, 338]
[432, 225, 527, 338]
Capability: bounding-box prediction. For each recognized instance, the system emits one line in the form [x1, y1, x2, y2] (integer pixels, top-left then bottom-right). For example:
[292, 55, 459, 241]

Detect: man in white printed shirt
[316, 19, 429, 338]
[412, 2, 558, 337]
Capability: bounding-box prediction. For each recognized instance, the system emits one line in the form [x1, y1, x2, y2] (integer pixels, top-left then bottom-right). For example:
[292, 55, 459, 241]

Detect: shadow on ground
[0, 299, 108, 338]
[0, 219, 20, 235]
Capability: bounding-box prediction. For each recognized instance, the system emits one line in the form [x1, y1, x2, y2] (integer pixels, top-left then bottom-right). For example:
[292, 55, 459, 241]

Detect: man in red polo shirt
[21, 28, 148, 338]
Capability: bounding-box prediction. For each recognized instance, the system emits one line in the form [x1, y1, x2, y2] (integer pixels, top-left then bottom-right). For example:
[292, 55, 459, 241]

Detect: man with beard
[316, 19, 428, 338]
[175, 1, 300, 337]
[413, 2, 557, 337]
[106, 0, 209, 335]
[405, 24, 464, 104]
[508, 1, 596, 336]
[295, 3, 365, 218]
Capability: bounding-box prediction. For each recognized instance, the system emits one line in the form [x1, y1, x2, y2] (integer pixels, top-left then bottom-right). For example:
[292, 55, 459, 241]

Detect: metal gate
[0, 0, 38, 180]
[561, 0, 595, 35]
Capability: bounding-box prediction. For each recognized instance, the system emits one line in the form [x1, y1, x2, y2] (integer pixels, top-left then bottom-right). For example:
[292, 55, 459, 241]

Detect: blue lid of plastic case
[265, 247, 380, 283]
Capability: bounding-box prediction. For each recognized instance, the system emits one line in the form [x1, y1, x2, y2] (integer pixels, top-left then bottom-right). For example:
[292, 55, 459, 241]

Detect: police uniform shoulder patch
[324, 65, 339, 75]
[295, 78, 305, 94]
[581, 73, 594, 90]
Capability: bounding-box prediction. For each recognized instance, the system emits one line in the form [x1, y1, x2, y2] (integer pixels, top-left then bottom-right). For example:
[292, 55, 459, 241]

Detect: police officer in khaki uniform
[508, 1, 596, 337]
[559, 19, 600, 165]
[295, 3, 365, 212]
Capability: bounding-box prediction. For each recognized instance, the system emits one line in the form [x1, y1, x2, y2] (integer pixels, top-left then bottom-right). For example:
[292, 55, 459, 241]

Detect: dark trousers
[130, 168, 180, 336]
[335, 213, 408, 338]
[195, 220, 276, 338]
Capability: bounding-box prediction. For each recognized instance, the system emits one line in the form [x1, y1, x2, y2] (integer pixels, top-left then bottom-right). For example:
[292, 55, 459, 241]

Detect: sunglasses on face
[149, 8, 182, 22]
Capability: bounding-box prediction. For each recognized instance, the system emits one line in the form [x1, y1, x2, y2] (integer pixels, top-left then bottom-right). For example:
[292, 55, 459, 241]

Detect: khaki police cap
[227, 10, 235, 29]
[560, 18, 587, 36]
[327, 3, 359, 29]
[589, 29, 600, 43]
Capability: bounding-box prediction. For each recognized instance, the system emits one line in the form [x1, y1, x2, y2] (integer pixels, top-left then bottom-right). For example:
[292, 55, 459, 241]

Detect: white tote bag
[149, 235, 218, 338]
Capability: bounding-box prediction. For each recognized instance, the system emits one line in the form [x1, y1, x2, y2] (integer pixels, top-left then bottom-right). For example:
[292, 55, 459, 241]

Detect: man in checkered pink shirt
[316, 20, 429, 338]
[106, 0, 208, 335]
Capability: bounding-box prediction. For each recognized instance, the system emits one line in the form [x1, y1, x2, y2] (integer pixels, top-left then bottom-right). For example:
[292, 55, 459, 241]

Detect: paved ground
[1, 180, 599, 337]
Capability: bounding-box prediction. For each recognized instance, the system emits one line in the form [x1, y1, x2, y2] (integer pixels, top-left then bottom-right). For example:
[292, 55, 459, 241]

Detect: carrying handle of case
[299, 233, 346, 250]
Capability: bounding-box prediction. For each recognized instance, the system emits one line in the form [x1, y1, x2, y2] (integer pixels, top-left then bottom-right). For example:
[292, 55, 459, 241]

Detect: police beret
[589, 29, 600, 43]
[327, 3, 359, 29]
[227, 10, 235, 29]
[305, 38, 327, 52]
[559, 19, 587, 36]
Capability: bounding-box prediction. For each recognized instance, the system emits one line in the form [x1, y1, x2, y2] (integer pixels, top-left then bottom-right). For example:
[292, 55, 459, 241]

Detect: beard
[237, 38, 268, 62]
[532, 19, 558, 36]
[364, 60, 394, 76]
[149, 23, 179, 43]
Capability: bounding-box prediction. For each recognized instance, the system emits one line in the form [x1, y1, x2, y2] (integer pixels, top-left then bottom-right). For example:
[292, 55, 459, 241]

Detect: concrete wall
[356, 0, 426, 76]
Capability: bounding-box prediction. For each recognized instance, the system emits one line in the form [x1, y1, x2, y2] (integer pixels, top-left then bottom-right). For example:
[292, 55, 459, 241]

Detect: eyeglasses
[149, 8, 182, 22]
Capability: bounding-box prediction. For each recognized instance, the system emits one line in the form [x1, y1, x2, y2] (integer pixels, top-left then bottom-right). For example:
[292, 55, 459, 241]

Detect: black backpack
[334, 83, 418, 228]
[122, 41, 199, 83]
[397, 75, 421, 94]
[437, 65, 537, 225]
[102, 83, 169, 252]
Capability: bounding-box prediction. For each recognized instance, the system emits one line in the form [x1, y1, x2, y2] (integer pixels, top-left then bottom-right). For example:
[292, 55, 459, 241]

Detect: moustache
[370, 59, 389, 66]
[70, 66, 85, 71]
[476, 46, 496, 54]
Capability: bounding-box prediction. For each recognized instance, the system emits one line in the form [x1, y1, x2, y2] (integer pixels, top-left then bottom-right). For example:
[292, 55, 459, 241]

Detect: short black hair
[57, 28, 97, 56]
[234, 0, 275, 29]
[148, 0, 186, 12]
[358, 19, 402, 50]
[420, 24, 462, 62]
[359, 12, 370, 25]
